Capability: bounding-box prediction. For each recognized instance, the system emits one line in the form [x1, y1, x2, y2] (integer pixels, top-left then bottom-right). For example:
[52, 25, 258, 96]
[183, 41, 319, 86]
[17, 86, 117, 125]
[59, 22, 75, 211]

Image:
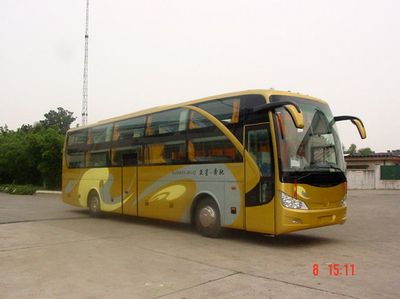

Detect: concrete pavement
[0, 190, 399, 298]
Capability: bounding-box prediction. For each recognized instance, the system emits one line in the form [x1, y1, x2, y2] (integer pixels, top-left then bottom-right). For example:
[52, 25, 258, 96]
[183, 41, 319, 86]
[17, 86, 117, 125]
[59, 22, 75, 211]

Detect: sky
[1, 0, 399, 152]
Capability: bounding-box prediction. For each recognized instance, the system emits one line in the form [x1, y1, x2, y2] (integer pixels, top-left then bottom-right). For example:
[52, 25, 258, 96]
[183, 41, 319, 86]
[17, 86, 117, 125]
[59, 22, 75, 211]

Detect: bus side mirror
[334, 116, 367, 139]
[253, 101, 305, 129]
[284, 104, 304, 129]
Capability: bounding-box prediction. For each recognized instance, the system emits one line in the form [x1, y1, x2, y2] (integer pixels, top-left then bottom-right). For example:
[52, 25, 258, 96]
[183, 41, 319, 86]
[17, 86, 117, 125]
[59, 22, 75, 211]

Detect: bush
[0, 184, 37, 195]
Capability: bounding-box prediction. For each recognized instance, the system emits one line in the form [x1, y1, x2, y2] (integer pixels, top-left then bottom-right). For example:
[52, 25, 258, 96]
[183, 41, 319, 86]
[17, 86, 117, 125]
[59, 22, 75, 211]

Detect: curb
[35, 190, 62, 195]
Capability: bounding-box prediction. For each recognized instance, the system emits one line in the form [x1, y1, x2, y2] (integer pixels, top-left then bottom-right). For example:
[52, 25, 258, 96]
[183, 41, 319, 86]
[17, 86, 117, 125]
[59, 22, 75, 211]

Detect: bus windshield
[272, 96, 345, 173]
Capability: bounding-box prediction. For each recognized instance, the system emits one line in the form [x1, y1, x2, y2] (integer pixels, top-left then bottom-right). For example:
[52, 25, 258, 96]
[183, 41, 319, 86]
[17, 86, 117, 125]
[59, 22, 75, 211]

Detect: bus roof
[68, 89, 326, 132]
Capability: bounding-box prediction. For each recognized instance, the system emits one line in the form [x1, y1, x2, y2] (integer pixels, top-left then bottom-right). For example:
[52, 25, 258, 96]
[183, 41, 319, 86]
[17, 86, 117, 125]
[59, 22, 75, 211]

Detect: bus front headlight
[280, 192, 308, 210]
[340, 194, 347, 207]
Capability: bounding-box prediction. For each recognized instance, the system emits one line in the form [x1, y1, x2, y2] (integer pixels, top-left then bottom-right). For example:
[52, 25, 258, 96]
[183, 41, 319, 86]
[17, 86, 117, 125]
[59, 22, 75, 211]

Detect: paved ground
[0, 190, 399, 298]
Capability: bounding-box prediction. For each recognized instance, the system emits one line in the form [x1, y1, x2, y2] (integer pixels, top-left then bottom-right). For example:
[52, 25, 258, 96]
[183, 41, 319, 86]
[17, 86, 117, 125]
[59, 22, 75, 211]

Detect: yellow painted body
[63, 163, 246, 228]
[275, 182, 347, 234]
[63, 89, 350, 235]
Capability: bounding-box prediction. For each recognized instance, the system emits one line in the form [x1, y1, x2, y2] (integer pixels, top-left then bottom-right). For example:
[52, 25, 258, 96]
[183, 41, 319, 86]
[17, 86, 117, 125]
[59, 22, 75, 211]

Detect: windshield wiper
[310, 164, 343, 172]
[283, 169, 322, 181]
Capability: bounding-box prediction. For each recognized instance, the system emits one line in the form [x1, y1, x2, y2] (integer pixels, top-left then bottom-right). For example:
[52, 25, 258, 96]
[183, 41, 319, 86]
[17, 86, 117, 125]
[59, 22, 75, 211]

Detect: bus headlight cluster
[340, 194, 347, 206]
[280, 192, 308, 210]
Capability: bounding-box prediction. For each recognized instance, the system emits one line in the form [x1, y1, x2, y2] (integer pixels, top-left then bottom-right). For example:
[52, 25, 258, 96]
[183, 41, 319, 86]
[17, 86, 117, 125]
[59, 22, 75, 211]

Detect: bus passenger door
[244, 123, 275, 234]
[120, 152, 138, 216]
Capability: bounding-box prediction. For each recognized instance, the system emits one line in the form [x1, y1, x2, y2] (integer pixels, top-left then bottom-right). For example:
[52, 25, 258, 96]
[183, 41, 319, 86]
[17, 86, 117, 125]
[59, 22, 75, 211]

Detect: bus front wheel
[195, 197, 222, 238]
[88, 191, 102, 217]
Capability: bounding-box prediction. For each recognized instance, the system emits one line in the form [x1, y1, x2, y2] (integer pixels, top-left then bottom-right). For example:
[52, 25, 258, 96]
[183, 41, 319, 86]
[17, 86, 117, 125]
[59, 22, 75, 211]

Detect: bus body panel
[63, 168, 123, 213]
[121, 166, 138, 216]
[280, 182, 346, 209]
[63, 163, 246, 228]
[63, 169, 86, 207]
[275, 181, 347, 234]
[136, 164, 243, 227]
[245, 202, 275, 234]
[276, 204, 347, 235]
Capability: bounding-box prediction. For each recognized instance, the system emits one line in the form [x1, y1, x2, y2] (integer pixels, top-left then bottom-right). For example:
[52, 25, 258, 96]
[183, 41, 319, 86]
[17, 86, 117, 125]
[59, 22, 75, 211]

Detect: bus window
[188, 111, 242, 163]
[247, 127, 272, 177]
[67, 151, 85, 168]
[189, 136, 240, 163]
[111, 145, 142, 166]
[89, 124, 113, 144]
[144, 143, 165, 164]
[87, 150, 110, 167]
[242, 95, 268, 125]
[144, 141, 186, 165]
[196, 97, 244, 139]
[196, 98, 241, 125]
[114, 117, 145, 141]
[164, 141, 186, 164]
[67, 130, 87, 146]
[66, 130, 88, 168]
[146, 109, 187, 136]
[189, 110, 213, 129]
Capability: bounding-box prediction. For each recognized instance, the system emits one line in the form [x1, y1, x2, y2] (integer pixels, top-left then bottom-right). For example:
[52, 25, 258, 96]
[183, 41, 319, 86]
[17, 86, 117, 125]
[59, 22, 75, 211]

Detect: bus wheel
[88, 191, 102, 217]
[195, 198, 222, 238]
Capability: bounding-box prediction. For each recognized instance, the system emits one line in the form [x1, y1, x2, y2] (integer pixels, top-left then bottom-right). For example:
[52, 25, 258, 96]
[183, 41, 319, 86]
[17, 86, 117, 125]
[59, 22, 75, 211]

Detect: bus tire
[195, 197, 222, 238]
[88, 191, 102, 217]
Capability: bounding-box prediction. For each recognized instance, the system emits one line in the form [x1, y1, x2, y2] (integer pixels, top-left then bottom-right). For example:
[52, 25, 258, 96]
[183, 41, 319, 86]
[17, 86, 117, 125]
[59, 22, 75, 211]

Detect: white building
[345, 152, 400, 190]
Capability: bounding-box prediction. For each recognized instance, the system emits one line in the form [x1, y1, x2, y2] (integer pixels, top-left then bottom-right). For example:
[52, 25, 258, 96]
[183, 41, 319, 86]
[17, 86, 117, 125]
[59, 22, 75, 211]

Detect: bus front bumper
[276, 206, 347, 234]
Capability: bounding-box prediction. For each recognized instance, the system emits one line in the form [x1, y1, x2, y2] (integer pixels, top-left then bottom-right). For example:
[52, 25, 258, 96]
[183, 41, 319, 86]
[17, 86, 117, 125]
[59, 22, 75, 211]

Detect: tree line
[344, 144, 375, 156]
[0, 107, 76, 189]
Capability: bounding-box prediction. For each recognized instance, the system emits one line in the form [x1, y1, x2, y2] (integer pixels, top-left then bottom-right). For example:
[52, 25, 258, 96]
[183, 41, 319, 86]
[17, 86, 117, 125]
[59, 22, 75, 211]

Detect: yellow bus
[62, 89, 366, 237]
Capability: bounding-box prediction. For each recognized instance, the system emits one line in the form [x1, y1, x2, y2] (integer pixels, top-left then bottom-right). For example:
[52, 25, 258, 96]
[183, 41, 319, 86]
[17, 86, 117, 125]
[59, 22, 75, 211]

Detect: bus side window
[114, 117, 145, 141]
[188, 111, 242, 163]
[190, 135, 241, 163]
[89, 124, 113, 144]
[145, 115, 153, 136]
[67, 151, 85, 168]
[144, 141, 186, 165]
[247, 127, 272, 177]
[196, 97, 241, 125]
[164, 141, 186, 164]
[111, 146, 142, 166]
[66, 130, 88, 168]
[195, 97, 245, 139]
[146, 109, 188, 137]
[144, 144, 165, 164]
[188, 141, 196, 162]
[189, 110, 212, 129]
[87, 150, 110, 167]
[67, 130, 88, 146]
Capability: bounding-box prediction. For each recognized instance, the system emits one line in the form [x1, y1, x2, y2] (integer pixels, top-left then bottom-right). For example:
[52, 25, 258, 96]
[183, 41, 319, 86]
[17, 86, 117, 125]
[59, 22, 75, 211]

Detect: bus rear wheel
[88, 191, 102, 217]
[195, 197, 222, 238]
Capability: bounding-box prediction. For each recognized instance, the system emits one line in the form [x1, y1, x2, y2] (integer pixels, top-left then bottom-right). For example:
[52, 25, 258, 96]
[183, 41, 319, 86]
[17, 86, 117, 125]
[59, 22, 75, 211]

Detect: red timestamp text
[312, 263, 356, 276]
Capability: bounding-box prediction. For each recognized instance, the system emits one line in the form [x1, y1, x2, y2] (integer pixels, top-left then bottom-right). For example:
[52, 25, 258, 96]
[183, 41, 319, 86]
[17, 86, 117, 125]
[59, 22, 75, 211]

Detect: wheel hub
[90, 197, 99, 212]
[199, 206, 216, 227]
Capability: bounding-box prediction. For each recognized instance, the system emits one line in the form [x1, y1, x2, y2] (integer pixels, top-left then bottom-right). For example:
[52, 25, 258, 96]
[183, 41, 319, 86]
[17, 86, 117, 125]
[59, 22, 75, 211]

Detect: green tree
[344, 144, 375, 156]
[345, 144, 357, 155]
[0, 130, 41, 185]
[358, 147, 375, 156]
[40, 107, 76, 135]
[0, 125, 9, 135]
[18, 124, 33, 133]
[36, 128, 64, 189]
[0, 107, 76, 189]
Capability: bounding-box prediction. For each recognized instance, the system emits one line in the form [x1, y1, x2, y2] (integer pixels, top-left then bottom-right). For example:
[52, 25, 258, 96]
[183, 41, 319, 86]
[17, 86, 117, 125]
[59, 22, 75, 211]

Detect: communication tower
[82, 0, 89, 125]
